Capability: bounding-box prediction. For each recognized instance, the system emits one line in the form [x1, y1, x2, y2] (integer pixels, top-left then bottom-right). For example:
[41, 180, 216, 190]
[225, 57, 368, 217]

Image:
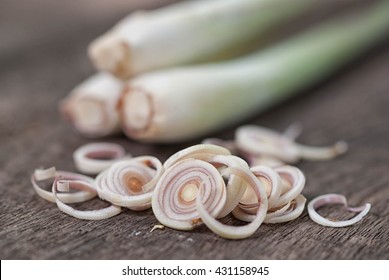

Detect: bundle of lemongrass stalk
[61, 0, 389, 142]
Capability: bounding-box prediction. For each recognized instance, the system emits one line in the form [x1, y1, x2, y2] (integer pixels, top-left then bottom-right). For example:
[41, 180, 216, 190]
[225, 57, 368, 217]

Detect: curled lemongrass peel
[96, 156, 163, 210]
[152, 159, 226, 230]
[197, 166, 268, 239]
[53, 179, 121, 220]
[60, 73, 122, 137]
[31, 167, 96, 203]
[307, 194, 371, 227]
[73, 142, 129, 175]
[34, 167, 56, 181]
[236, 125, 348, 163]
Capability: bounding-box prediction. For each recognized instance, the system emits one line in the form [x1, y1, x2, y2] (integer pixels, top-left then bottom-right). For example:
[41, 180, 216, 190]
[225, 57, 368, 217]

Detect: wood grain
[0, 0, 388, 259]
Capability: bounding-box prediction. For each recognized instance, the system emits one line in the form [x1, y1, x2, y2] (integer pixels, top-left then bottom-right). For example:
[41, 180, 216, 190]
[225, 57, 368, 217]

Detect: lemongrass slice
[307, 193, 371, 227]
[233, 165, 282, 217]
[73, 142, 129, 175]
[152, 159, 226, 230]
[273, 165, 305, 208]
[197, 166, 268, 239]
[207, 155, 249, 218]
[245, 155, 284, 168]
[250, 165, 283, 209]
[60, 73, 122, 137]
[96, 156, 163, 210]
[235, 125, 348, 163]
[31, 167, 96, 203]
[53, 179, 121, 220]
[265, 194, 306, 223]
[201, 138, 238, 154]
[163, 144, 231, 169]
[283, 122, 303, 141]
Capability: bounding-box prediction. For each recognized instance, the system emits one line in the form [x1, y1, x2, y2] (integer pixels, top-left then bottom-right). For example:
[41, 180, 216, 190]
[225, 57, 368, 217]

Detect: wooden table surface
[1, 0, 388, 259]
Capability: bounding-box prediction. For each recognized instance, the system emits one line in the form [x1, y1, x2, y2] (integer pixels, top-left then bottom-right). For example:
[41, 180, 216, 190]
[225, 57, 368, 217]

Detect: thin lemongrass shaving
[150, 225, 165, 233]
[152, 159, 226, 230]
[53, 179, 121, 220]
[197, 166, 267, 239]
[73, 142, 128, 175]
[163, 144, 231, 169]
[236, 125, 347, 163]
[34, 167, 56, 181]
[31, 168, 96, 203]
[265, 195, 306, 223]
[307, 193, 371, 227]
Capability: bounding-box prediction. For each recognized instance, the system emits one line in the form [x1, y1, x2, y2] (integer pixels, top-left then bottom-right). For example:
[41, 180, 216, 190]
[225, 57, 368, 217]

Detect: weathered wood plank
[0, 0, 388, 259]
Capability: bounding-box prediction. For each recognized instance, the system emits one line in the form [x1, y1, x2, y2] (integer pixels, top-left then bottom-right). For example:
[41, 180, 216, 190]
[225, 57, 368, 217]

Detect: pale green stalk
[88, 0, 312, 78]
[120, 0, 389, 143]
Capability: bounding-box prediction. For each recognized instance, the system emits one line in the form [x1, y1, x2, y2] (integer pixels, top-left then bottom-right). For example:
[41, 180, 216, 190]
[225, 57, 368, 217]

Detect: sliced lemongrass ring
[245, 155, 284, 168]
[250, 165, 282, 209]
[296, 141, 348, 161]
[107, 156, 163, 194]
[31, 168, 96, 203]
[236, 125, 347, 163]
[265, 202, 292, 220]
[232, 202, 292, 223]
[201, 138, 238, 154]
[207, 155, 249, 218]
[96, 156, 162, 210]
[283, 122, 303, 140]
[96, 169, 152, 211]
[73, 142, 128, 175]
[265, 195, 306, 223]
[152, 159, 226, 230]
[273, 165, 305, 207]
[235, 125, 299, 163]
[163, 144, 231, 169]
[197, 166, 268, 239]
[308, 193, 371, 227]
[53, 179, 121, 220]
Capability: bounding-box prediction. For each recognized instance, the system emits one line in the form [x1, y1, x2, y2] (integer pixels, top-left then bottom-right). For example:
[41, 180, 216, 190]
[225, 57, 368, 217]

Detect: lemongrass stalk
[60, 73, 122, 137]
[88, 0, 312, 79]
[119, 1, 389, 143]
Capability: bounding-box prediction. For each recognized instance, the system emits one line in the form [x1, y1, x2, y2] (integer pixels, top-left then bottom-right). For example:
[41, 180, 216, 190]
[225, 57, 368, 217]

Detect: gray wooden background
[0, 0, 388, 259]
